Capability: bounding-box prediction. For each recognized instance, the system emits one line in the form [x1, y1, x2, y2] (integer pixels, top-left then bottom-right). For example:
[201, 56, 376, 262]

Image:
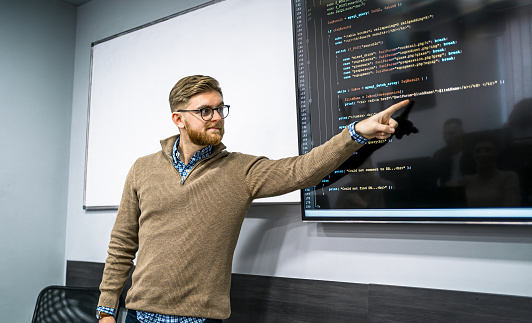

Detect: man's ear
[172, 112, 185, 129]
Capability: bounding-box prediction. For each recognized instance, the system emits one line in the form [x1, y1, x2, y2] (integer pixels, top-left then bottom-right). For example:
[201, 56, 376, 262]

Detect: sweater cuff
[348, 122, 369, 145]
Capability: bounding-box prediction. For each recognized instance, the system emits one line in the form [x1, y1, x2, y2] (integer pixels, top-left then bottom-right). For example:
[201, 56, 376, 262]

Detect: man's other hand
[99, 317, 116, 323]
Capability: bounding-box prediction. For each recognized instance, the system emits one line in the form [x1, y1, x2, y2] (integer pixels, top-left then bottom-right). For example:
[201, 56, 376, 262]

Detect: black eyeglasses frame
[176, 105, 230, 121]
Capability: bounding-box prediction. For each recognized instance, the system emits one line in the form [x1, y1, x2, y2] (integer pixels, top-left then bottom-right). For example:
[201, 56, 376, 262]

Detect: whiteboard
[84, 0, 300, 209]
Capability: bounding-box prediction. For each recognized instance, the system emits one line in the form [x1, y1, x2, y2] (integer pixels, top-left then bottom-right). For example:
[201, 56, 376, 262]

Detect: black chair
[32, 285, 118, 323]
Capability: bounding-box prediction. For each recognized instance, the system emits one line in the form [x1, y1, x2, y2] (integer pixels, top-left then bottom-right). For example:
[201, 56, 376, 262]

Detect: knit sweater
[97, 127, 363, 319]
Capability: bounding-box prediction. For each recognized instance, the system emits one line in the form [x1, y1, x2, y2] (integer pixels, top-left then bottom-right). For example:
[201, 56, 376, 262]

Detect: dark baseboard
[66, 260, 131, 308]
[67, 260, 532, 323]
[227, 274, 368, 322]
[66, 260, 106, 287]
[368, 284, 532, 323]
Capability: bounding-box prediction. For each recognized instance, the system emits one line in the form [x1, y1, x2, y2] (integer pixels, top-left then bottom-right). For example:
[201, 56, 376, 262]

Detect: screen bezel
[292, 0, 532, 225]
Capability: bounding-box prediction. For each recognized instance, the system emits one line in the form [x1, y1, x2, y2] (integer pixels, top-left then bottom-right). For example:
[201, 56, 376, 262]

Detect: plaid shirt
[349, 121, 370, 144]
[172, 137, 213, 182]
[96, 306, 206, 322]
[135, 311, 206, 323]
[96, 124, 364, 322]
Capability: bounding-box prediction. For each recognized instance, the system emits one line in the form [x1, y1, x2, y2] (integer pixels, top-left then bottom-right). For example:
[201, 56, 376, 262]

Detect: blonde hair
[169, 75, 222, 112]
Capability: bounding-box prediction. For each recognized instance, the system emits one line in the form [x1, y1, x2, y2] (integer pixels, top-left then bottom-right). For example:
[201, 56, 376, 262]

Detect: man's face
[443, 122, 463, 146]
[473, 140, 498, 167]
[179, 90, 225, 146]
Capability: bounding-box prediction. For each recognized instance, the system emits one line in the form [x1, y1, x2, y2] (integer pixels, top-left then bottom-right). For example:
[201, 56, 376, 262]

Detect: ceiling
[59, 0, 92, 7]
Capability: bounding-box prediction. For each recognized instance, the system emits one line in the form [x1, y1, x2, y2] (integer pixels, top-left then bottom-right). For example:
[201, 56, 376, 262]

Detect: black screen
[293, 0, 532, 223]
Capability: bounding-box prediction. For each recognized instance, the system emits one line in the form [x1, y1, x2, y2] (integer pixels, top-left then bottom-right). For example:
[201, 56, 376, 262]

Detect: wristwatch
[96, 310, 112, 320]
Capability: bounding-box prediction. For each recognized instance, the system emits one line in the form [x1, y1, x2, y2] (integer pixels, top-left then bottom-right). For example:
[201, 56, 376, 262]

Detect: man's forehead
[186, 91, 223, 108]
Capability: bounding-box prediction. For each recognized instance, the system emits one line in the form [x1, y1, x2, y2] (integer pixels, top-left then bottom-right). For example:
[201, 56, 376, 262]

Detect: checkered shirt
[349, 121, 369, 144]
[172, 137, 213, 182]
[96, 306, 206, 322]
[136, 311, 206, 323]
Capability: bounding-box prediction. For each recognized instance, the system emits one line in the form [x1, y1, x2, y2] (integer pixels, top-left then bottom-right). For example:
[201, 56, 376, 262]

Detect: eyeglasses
[176, 105, 230, 121]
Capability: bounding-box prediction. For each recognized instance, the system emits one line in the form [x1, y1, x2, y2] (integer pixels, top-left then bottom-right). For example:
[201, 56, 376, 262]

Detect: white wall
[65, 0, 532, 302]
[0, 0, 76, 321]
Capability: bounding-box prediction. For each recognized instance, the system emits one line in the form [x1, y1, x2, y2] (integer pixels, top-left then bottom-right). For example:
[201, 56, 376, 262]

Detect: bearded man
[96, 75, 409, 323]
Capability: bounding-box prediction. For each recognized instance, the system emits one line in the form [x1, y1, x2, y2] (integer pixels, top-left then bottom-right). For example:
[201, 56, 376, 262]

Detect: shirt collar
[172, 136, 213, 167]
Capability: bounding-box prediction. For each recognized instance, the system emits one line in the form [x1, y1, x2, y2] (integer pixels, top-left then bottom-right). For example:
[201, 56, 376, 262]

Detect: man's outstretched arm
[243, 100, 412, 199]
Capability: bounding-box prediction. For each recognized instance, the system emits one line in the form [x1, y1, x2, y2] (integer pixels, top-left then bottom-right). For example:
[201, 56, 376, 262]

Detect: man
[97, 75, 410, 322]
[432, 118, 474, 187]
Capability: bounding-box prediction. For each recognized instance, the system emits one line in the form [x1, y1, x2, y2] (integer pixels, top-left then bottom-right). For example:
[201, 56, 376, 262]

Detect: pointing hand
[354, 100, 411, 140]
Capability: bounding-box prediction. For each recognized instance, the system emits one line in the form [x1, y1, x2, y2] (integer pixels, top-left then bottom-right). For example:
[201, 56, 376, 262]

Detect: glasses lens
[200, 107, 214, 121]
[220, 106, 229, 119]
[199, 106, 229, 120]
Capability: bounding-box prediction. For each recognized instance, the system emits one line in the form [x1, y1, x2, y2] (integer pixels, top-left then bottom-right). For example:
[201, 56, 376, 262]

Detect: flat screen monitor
[292, 0, 532, 223]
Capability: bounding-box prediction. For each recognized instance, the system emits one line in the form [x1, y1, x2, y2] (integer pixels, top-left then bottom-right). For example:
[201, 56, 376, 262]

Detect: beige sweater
[98, 127, 362, 319]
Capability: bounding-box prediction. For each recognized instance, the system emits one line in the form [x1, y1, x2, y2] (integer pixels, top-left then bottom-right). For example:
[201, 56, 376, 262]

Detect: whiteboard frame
[83, 0, 301, 210]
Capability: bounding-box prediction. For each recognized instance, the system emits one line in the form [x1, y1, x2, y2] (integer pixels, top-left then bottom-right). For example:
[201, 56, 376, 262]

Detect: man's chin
[209, 134, 223, 146]
[186, 126, 224, 146]
[207, 129, 224, 145]
[193, 134, 223, 146]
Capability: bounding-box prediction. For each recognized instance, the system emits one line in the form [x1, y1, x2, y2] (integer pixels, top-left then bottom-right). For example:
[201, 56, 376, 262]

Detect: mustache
[205, 122, 223, 129]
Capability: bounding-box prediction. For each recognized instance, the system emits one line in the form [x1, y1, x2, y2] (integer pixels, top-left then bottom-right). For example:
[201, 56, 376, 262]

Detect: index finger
[399, 100, 415, 118]
[382, 99, 410, 117]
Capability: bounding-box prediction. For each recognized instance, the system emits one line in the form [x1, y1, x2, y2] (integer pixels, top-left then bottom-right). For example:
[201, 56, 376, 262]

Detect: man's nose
[211, 109, 222, 121]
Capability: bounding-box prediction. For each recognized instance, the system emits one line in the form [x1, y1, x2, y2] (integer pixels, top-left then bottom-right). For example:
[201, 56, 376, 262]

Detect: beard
[183, 118, 224, 146]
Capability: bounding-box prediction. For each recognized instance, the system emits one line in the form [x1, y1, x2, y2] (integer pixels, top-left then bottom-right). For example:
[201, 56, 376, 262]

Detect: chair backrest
[32, 285, 102, 323]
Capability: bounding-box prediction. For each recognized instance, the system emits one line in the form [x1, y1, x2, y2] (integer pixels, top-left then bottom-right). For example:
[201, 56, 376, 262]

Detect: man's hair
[169, 75, 223, 112]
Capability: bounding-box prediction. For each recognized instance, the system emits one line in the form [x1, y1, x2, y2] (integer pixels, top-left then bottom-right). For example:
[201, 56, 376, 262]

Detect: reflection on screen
[293, 0, 532, 222]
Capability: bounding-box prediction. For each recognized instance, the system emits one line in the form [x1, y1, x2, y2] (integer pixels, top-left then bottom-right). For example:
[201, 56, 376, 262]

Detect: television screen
[293, 0, 532, 223]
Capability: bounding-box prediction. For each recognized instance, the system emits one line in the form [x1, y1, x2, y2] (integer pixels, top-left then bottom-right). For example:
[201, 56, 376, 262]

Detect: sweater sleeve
[97, 161, 140, 309]
[244, 127, 363, 199]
